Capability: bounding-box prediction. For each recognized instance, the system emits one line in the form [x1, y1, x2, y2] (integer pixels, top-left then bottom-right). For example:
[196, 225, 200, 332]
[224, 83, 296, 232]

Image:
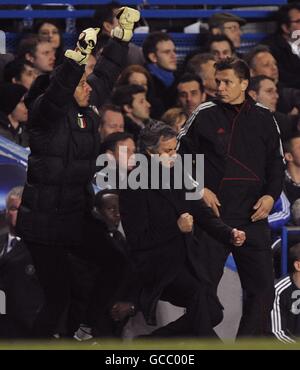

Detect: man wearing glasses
[264, 3, 300, 90]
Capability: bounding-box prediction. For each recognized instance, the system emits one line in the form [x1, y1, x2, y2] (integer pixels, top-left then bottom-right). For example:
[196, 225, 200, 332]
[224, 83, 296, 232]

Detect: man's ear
[241, 79, 249, 92]
[285, 152, 293, 162]
[25, 52, 34, 64]
[201, 91, 207, 103]
[148, 52, 158, 64]
[123, 104, 132, 114]
[281, 23, 290, 36]
[103, 20, 113, 34]
[294, 260, 300, 272]
[248, 90, 257, 101]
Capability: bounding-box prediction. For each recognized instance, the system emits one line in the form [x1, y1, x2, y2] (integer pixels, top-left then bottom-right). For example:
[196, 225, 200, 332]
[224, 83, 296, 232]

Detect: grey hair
[139, 120, 177, 154]
[6, 186, 23, 207]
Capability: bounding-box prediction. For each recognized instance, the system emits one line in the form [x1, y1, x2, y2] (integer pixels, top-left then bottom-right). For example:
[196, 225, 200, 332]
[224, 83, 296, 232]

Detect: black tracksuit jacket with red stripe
[179, 97, 284, 226]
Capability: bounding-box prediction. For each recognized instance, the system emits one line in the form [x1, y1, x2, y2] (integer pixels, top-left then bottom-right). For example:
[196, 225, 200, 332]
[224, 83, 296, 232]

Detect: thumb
[253, 199, 261, 210]
[94, 27, 100, 35]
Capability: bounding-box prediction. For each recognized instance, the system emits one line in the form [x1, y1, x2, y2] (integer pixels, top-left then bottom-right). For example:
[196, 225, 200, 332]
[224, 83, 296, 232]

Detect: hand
[288, 107, 299, 116]
[231, 228, 246, 247]
[65, 27, 100, 65]
[111, 7, 140, 42]
[202, 187, 221, 217]
[110, 302, 135, 321]
[251, 195, 274, 222]
[177, 212, 194, 233]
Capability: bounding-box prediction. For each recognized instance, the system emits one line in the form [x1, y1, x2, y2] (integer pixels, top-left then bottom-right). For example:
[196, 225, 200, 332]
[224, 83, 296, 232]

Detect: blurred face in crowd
[216, 68, 248, 105]
[282, 8, 300, 40]
[14, 64, 38, 90]
[126, 92, 151, 122]
[177, 80, 204, 116]
[174, 113, 187, 133]
[249, 79, 279, 112]
[149, 40, 177, 71]
[6, 195, 21, 232]
[149, 136, 177, 168]
[38, 22, 61, 49]
[28, 41, 56, 73]
[98, 193, 120, 228]
[222, 21, 242, 48]
[85, 54, 96, 77]
[199, 59, 218, 96]
[10, 96, 28, 123]
[251, 52, 279, 84]
[285, 137, 300, 167]
[74, 73, 92, 107]
[110, 138, 136, 171]
[99, 110, 124, 140]
[128, 72, 148, 92]
[210, 41, 233, 61]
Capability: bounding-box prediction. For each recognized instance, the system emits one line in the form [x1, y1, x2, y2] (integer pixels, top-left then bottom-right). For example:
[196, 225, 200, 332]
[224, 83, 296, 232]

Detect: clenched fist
[231, 228, 246, 247]
[111, 7, 140, 42]
[177, 212, 194, 233]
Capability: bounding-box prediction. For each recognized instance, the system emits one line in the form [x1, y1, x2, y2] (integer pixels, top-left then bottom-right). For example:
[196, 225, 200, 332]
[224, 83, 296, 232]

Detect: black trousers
[25, 242, 77, 338]
[149, 266, 223, 338]
[201, 221, 275, 337]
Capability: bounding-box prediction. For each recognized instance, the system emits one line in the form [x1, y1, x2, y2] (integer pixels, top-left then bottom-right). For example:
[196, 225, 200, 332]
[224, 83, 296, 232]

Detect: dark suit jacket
[119, 183, 233, 324]
[0, 234, 43, 338]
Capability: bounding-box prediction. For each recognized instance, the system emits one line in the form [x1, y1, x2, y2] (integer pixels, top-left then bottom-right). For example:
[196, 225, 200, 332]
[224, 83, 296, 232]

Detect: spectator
[208, 12, 246, 49]
[143, 31, 177, 111]
[98, 104, 125, 142]
[17, 35, 56, 75]
[176, 73, 205, 117]
[111, 84, 151, 144]
[271, 242, 300, 343]
[0, 187, 43, 339]
[116, 64, 164, 119]
[205, 34, 235, 61]
[0, 82, 28, 147]
[3, 59, 38, 90]
[186, 53, 218, 101]
[245, 45, 300, 115]
[264, 3, 300, 89]
[33, 19, 64, 66]
[283, 134, 300, 207]
[248, 75, 299, 140]
[161, 107, 188, 133]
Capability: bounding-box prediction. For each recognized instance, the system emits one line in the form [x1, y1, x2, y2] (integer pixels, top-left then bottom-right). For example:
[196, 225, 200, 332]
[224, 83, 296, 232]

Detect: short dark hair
[98, 104, 123, 126]
[214, 57, 250, 81]
[139, 121, 177, 154]
[176, 73, 204, 93]
[288, 243, 300, 272]
[276, 3, 300, 31]
[248, 75, 275, 94]
[244, 45, 272, 70]
[111, 84, 146, 110]
[92, 1, 120, 28]
[142, 31, 174, 63]
[94, 188, 119, 209]
[102, 131, 134, 152]
[283, 133, 300, 153]
[186, 52, 215, 75]
[3, 58, 35, 83]
[205, 34, 235, 55]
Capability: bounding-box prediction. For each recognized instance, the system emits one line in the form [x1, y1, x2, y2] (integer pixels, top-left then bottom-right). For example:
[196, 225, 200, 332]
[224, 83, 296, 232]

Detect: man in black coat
[0, 187, 43, 339]
[16, 7, 141, 338]
[120, 122, 245, 338]
[178, 57, 284, 337]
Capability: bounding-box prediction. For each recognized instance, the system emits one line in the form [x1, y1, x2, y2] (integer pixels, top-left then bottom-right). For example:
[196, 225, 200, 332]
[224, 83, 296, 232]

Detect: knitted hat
[208, 12, 246, 29]
[0, 83, 27, 115]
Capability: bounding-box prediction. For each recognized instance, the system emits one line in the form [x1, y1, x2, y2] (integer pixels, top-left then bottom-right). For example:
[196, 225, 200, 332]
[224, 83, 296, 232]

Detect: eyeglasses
[290, 19, 300, 24]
